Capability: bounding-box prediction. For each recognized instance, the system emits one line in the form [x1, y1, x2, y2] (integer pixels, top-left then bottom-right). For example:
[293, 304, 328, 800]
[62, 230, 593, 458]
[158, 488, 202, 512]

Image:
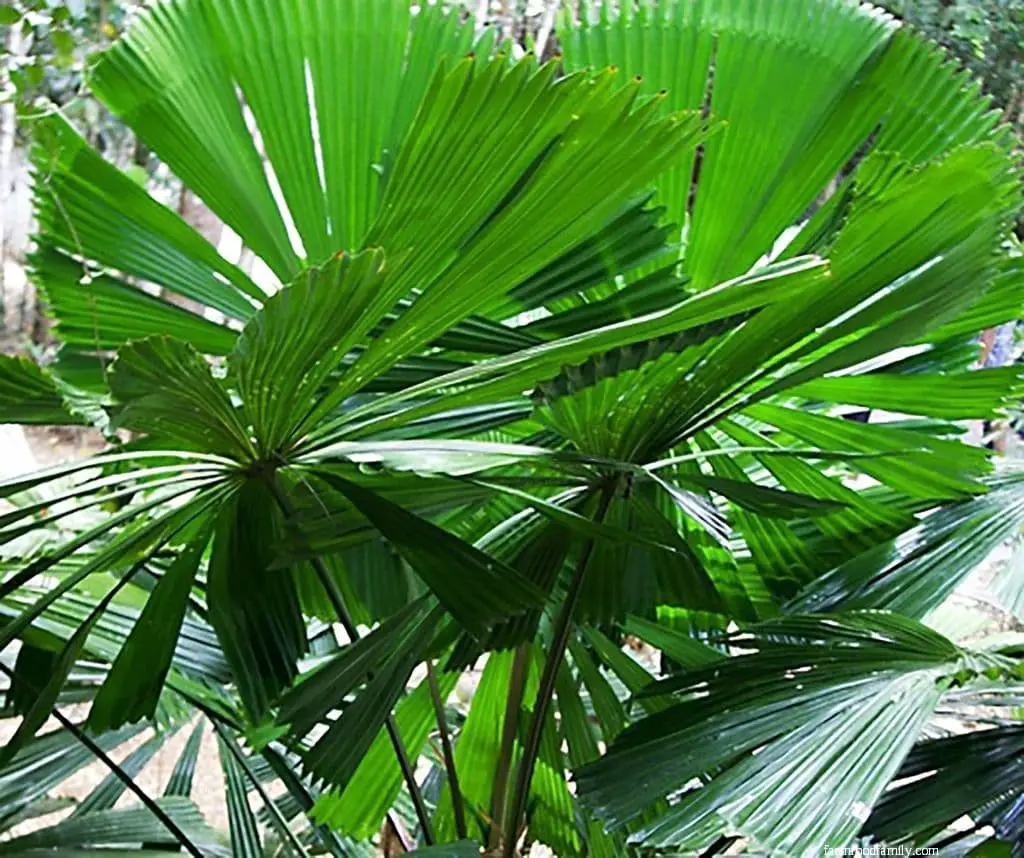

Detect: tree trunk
[1, 20, 26, 346]
[534, 0, 560, 60]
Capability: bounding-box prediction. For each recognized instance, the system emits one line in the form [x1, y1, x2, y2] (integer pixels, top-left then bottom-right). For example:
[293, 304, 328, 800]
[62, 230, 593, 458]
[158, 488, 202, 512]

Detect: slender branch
[213, 721, 311, 858]
[426, 660, 466, 841]
[383, 718, 431, 847]
[502, 485, 615, 858]
[0, 661, 205, 858]
[264, 473, 435, 846]
[487, 643, 531, 851]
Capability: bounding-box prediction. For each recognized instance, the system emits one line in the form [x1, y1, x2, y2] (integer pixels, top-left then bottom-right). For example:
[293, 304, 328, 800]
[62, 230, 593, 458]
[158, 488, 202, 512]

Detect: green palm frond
[2, 0, 1023, 855]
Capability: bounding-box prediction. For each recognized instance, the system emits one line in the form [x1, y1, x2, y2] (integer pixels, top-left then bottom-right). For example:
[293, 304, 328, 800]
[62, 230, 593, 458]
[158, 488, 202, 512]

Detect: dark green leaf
[0, 797, 224, 855]
[276, 597, 436, 738]
[309, 470, 545, 639]
[7, 643, 58, 716]
[0, 724, 146, 831]
[788, 465, 1024, 619]
[32, 114, 260, 319]
[673, 473, 846, 518]
[217, 733, 262, 858]
[0, 354, 85, 425]
[34, 248, 238, 356]
[747, 403, 991, 500]
[0, 619, 94, 768]
[229, 249, 387, 454]
[300, 602, 444, 792]
[622, 615, 724, 670]
[110, 337, 253, 459]
[311, 670, 459, 838]
[89, 534, 210, 732]
[207, 481, 307, 721]
[164, 723, 205, 798]
[576, 613, 963, 854]
[867, 725, 1024, 844]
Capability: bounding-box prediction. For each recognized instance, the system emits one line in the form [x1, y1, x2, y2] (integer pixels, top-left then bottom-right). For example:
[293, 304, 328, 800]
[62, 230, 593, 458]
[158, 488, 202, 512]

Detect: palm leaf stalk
[426, 660, 467, 841]
[502, 481, 616, 856]
[486, 643, 532, 852]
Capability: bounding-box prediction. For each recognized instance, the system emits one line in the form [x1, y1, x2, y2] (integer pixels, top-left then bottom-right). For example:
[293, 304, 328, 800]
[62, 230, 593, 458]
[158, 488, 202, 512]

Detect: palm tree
[0, 0, 1022, 856]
